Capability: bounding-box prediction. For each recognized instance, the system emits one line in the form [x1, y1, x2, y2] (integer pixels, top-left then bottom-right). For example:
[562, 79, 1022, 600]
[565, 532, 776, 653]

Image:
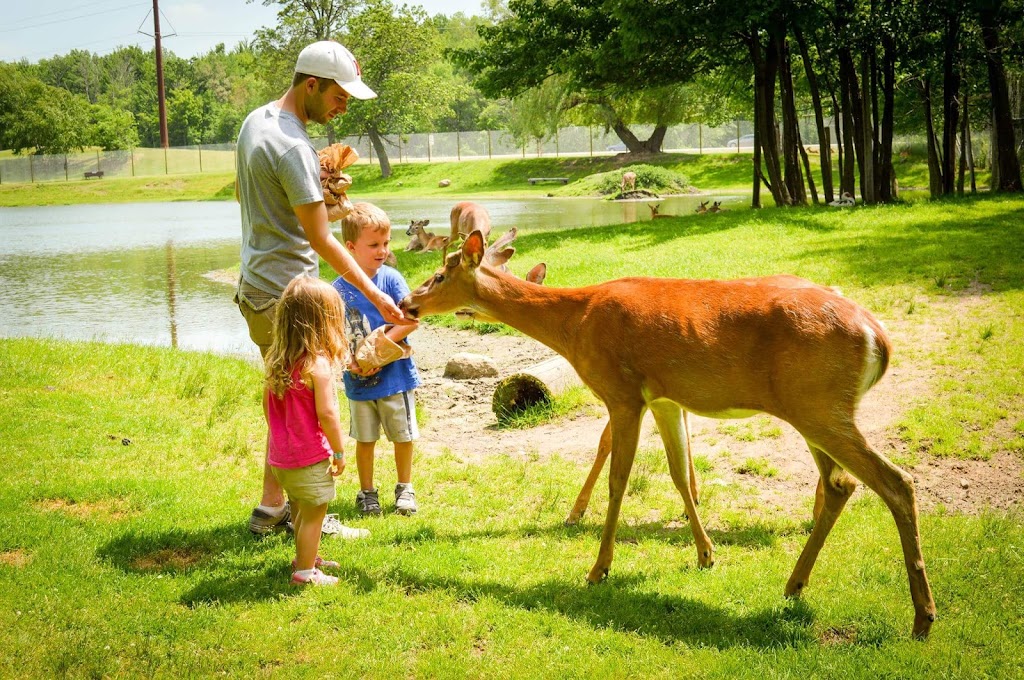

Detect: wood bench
[527, 177, 569, 185]
[84, 170, 105, 179]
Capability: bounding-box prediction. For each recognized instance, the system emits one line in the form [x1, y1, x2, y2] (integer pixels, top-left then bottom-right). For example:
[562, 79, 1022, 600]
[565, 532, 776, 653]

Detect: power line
[0, 3, 147, 34]
[5, 0, 139, 25]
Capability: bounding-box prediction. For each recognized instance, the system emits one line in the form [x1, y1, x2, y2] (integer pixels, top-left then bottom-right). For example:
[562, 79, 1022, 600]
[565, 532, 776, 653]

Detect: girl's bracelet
[332, 451, 345, 461]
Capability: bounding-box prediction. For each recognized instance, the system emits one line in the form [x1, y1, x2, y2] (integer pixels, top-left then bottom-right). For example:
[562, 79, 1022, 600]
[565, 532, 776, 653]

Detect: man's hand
[326, 201, 351, 223]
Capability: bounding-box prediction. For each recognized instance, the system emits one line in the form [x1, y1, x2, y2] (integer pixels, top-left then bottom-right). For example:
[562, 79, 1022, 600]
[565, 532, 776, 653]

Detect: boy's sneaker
[248, 502, 291, 537]
[320, 514, 370, 539]
[395, 483, 418, 515]
[355, 489, 382, 516]
[290, 568, 338, 586]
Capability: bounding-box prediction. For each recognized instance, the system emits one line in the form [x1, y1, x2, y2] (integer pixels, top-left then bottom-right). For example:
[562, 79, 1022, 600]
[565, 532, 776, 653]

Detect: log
[492, 356, 583, 416]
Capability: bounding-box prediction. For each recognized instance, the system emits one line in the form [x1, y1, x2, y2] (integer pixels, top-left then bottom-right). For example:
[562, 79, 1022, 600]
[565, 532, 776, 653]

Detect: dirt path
[410, 300, 1023, 517]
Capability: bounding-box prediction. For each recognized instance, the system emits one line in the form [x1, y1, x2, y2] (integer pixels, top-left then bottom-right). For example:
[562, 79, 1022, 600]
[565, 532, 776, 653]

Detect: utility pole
[153, 0, 169, 148]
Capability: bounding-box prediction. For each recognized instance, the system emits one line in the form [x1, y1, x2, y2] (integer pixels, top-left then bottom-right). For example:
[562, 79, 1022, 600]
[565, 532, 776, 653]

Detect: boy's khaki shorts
[271, 459, 336, 507]
[349, 391, 419, 443]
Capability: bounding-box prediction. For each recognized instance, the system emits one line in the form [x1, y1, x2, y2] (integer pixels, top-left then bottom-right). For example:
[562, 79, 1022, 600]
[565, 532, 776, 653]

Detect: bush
[596, 164, 690, 196]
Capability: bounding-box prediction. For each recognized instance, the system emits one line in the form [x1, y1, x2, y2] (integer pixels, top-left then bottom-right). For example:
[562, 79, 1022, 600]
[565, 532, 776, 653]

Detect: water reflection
[0, 194, 737, 356]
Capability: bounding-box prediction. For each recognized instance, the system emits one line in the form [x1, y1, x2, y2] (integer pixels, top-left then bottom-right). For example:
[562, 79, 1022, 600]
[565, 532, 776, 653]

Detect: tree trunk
[860, 51, 876, 204]
[923, 78, 944, 198]
[877, 1, 897, 203]
[958, 93, 968, 194]
[750, 31, 790, 207]
[941, 14, 962, 196]
[368, 128, 392, 179]
[612, 122, 666, 154]
[980, 18, 1023, 191]
[795, 27, 834, 203]
[778, 31, 806, 205]
[752, 71, 762, 209]
[967, 115, 977, 193]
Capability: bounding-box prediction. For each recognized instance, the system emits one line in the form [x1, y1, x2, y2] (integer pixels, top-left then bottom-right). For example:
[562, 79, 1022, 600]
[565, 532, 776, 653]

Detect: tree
[332, 0, 456, 177]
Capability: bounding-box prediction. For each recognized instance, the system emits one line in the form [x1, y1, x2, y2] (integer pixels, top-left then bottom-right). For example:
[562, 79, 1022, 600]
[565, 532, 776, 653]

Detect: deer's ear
[526, 263, 547, 285]
[462, 230, 486, 269]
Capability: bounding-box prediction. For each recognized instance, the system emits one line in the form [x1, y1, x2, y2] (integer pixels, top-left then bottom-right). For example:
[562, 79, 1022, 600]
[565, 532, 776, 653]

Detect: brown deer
[404, 219, 432, 252]
[453, 228, 546, 322]
[400, 231, 936, 640]
[620, 171, 637, 193]
[695, 201, 709, 214]
[648, 204, 673, 219]
[406, 219, 450, 253]
[449, 201, 493, 247]
[708, 200, 724, 213]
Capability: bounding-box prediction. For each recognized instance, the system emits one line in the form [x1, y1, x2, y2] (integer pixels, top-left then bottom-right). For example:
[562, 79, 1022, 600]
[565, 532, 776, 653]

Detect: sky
[0, 0, 486, 63]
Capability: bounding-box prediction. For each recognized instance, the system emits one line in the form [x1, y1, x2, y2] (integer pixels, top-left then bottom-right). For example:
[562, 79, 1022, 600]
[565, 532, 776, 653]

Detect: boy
[333, 203, 421, 516]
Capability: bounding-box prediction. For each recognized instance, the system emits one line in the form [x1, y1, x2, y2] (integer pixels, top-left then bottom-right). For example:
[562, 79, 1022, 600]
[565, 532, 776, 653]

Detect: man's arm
[293, 201, 408, 325]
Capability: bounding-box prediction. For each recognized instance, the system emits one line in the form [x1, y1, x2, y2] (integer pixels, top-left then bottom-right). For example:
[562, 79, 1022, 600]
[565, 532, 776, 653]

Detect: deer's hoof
[586, 566, 609, 585]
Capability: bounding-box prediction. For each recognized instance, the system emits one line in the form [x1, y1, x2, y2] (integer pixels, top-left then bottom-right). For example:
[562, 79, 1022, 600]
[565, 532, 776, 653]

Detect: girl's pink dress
[266, 361, 332, 468]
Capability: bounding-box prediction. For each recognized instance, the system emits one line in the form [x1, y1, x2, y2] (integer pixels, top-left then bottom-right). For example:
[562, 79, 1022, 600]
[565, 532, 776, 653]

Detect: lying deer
[406, 219, 450, 253]
[404, 219, 432, 252]
[708, 200, 724, 213]
[648, 204, 673, 219]
[400, 231, 936, 640]
[695, 201, 709, 214]
[620, 171, 637, 193]
[449, 201, 493, 247]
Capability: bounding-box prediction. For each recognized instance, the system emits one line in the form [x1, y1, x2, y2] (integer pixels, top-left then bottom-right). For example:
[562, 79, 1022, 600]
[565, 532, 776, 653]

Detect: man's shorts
[349, 391, 419, 443]
[271, 459, 336, 507]
[234, 278, 278, 358]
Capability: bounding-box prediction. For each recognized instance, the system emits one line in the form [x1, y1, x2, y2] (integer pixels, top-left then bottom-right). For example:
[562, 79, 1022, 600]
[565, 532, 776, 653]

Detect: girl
[264, 275, 352, 585]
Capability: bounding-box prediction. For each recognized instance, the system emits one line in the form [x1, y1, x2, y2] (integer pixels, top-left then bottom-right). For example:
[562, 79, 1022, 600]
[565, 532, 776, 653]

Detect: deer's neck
[475, 271, 586, 358]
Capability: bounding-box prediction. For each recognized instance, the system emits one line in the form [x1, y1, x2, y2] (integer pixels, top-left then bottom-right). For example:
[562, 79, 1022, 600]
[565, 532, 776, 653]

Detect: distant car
[726, 134, 756, 149]
[606, 142, 628, 152]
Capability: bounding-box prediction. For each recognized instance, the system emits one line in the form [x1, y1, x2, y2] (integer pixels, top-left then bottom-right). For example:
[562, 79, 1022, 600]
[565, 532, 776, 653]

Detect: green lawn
[3, 193, 1023, 676]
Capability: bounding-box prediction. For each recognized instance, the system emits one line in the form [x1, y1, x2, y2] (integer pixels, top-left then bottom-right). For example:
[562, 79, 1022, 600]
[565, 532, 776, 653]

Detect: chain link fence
[1, 119, 864, 185]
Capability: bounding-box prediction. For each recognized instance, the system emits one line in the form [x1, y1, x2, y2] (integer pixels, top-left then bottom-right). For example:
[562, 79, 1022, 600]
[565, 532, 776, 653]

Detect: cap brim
[337, 79, 377, 100]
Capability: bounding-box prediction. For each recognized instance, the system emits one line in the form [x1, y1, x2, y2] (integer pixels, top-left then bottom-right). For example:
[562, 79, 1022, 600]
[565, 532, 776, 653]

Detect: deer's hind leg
[566, 421, 611, 525]
[785, 443, 858, 598]
[805, 424, 937, 639]
[587, 404, 644, 584]
[650, 400, 713, 568]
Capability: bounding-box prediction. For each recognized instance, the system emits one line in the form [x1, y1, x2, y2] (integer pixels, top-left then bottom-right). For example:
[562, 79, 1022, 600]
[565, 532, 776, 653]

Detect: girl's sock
[293, 568, 316, 579]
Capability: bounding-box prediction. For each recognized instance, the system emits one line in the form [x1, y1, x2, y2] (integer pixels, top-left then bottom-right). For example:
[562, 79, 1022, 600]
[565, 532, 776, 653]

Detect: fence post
[487, 130, 492, 159]
[30, 154, 34, 183]
[736, 120, 741, 152]
[65, 154, 69, 181]
[164, 146, 169, 175]
[589, 126, 593, 157]
[398, 135, 402, 163]
[555, 129, 559, 157]
[198, 144, 203, 173]
[427, 134, 431, 162]
[131, 148, 136, 177]
[698, 124, 703, 155]
[97, 149, 101, 173]
[457, 130, 461, 161]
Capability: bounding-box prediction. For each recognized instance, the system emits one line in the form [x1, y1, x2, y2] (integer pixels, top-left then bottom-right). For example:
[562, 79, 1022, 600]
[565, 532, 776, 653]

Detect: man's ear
[461, 230, 486, 269]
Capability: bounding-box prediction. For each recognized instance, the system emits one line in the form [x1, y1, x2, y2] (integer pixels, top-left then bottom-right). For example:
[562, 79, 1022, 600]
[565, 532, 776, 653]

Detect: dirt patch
[0, 549, 32, 568]
[410, 291, 1023, 517]
[35, 497, 134, 520]
[130, 547, 206, 572]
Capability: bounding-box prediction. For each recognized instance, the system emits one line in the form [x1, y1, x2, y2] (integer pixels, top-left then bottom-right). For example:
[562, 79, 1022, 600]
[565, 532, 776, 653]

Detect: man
[235, 41, 406, 538]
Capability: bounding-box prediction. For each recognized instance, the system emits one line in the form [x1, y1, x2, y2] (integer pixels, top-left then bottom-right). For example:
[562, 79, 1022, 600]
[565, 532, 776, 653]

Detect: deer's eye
[433, 273, 445, 284]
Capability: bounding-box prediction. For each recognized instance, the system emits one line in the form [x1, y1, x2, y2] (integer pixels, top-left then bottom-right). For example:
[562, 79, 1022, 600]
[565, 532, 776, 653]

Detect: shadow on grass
[97, 525, 299, 607]
[346, 563, 823, 649]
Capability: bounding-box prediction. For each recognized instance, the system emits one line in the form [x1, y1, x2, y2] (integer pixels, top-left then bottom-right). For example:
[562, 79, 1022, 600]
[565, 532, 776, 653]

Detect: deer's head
[406, 218, 429, 236]
[402, 230, 489, 319]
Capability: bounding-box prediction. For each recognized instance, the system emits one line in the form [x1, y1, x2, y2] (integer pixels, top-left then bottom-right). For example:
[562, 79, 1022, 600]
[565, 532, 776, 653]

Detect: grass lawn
[3, 192, 1023, 676]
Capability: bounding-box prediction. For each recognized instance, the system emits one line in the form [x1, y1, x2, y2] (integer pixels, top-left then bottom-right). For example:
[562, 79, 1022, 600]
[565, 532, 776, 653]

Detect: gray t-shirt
[236, 102, 324, 297]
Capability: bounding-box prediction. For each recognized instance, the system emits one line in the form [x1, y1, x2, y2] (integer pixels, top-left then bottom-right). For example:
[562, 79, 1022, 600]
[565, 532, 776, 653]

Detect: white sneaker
[321, 514, 370, 539]
[290, 568, 338, 586]
[395, 483, 418, 516]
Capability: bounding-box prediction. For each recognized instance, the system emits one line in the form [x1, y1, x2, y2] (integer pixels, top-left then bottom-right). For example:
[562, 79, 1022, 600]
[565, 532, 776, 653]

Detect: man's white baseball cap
[295, 41, 377, 100]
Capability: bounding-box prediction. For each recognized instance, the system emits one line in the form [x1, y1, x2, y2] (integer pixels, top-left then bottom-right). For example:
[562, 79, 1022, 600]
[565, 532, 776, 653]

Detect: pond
[0, 194, 737, 356]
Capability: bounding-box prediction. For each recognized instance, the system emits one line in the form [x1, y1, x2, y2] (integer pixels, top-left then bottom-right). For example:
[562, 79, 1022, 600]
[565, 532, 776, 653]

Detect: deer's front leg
[587, 407, 643, 584]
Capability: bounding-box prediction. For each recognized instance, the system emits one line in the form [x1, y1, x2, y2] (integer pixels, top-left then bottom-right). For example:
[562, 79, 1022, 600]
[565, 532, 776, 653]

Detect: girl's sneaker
[290, 568, 338, 586]
[292, 556, 341, 571]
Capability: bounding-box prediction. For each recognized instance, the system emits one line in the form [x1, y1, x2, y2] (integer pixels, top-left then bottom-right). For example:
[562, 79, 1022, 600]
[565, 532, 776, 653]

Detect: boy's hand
[347, 358, 381, 377]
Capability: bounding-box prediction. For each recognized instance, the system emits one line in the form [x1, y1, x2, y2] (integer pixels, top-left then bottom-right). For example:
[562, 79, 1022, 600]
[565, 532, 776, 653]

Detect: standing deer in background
[401, 231, 936, 640]
[648, 204, 673, 219]
[406, 219, 450, 253]
[695, 201, 709, 214]
[449, 201, 493, 248]
[404, 219, 432, 252]
[620, 171, 637, 193]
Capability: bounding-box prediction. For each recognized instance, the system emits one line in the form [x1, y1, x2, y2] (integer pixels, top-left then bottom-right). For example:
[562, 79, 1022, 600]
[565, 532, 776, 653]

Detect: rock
[960, 479, 970, 489]
[438, 179, 451, 187]
[444, 352, 498, 379]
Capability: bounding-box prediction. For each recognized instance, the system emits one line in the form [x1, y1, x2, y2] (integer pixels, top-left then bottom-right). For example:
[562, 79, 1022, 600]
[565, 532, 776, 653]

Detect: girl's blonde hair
[264, 275, 348, 398]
